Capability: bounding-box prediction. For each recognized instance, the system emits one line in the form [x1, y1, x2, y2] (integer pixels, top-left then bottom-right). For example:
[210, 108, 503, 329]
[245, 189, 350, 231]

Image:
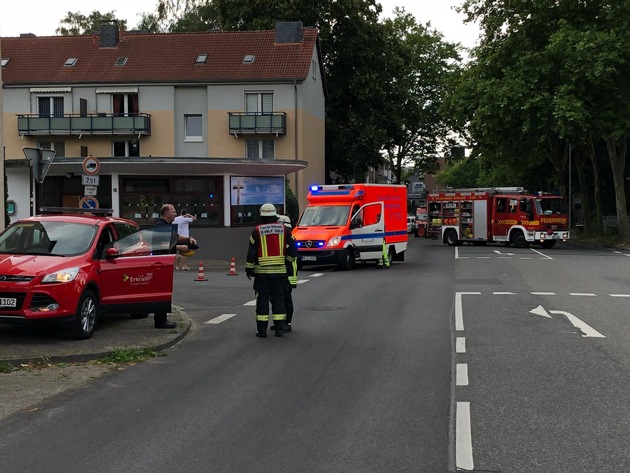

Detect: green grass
[95, 347, 159, 364]
[0, 362, 15, 373]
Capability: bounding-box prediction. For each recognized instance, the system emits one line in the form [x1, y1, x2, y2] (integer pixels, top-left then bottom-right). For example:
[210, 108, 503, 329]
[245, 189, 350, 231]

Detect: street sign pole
[23, 147, 56, 214]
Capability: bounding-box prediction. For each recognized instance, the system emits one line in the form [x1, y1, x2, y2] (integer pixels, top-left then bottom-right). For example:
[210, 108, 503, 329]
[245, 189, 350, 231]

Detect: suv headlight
[327, 236, 342, 247]
[42, 267, 80, 283]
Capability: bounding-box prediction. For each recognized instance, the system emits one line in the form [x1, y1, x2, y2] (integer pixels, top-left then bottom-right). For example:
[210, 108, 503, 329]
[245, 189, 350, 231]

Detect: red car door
[99, 226, 177, 314]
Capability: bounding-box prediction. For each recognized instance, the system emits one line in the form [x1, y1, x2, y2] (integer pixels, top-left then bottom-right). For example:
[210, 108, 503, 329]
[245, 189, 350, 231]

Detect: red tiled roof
[1, 28, 320, 86]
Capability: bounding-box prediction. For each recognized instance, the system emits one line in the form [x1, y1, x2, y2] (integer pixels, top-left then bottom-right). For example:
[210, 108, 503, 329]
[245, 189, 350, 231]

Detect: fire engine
[293, 184, 408, 269]
[426, 187, 570, 248]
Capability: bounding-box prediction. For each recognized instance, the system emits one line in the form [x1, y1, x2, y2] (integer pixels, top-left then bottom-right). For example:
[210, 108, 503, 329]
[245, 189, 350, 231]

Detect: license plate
[0, 297, 17, 308]
[301, 255, 317, 262]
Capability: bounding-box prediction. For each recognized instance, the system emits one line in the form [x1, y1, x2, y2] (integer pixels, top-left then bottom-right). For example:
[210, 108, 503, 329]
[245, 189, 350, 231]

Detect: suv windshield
[298, 205, 351, 226]
[0, 221, 97, 256]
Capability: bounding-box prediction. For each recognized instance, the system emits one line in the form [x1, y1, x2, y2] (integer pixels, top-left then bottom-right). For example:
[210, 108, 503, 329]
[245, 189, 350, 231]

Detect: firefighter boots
[256, 321, 268, 338]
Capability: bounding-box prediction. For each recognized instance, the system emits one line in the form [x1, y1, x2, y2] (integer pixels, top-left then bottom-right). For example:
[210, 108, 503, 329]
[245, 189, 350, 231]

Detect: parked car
[0, 207, 177, 339]
[407, 214, 418, 234]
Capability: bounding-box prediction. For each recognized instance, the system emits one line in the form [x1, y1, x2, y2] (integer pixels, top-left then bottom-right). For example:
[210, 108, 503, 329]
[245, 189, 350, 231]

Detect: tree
[56, 11, 129, 35]
[380, 9, 462, 184]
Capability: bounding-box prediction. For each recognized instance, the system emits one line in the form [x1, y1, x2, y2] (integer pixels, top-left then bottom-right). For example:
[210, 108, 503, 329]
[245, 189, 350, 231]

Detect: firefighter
[245, 204, 297, 338]
[376, 215, 390, 269]
[271, 215, 298, 333]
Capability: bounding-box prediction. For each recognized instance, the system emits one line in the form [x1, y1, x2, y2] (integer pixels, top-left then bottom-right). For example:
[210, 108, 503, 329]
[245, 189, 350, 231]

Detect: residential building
[1, 21, 326, 259]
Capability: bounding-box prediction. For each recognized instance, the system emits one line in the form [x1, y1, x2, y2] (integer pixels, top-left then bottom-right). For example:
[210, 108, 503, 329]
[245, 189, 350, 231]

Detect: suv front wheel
[71, 290, 98, 340]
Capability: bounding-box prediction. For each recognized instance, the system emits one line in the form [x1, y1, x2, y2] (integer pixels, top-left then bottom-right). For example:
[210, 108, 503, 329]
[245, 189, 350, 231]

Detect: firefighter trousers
[253, 276, 286, 323]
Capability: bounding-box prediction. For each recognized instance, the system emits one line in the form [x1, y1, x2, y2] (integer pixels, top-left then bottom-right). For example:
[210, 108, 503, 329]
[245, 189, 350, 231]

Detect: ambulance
[293, 184, 408, 269]
[426, 187, 570, 248]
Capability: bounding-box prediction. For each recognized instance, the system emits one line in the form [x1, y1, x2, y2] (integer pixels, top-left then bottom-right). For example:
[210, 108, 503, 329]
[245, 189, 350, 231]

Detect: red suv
[0, 208, 177, 339]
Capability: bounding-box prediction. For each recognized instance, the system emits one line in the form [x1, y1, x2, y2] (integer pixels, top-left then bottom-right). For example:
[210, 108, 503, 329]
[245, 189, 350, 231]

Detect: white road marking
[309, 273, 324, 277]
[570, 293, 596, 297]
[529, 248, 553, 259]
[610, 294, 630, 298]
[498, 256, 512, 259]
[244, 300, 256, 306]
[456, 337, 466, 353]
[456, 363, 469, 386]
[476, 256, 491, 259]
[530, 305, 552, 318]
[493, 291, 516, 295]
[531, 292, 556, 295]
[493, 250, 514, 256]
[549, 310, 605, 338]
[519, 257, 533, 260]
[205, 314, 236, 324]
[297, 279, 309, 284]
[455, 292, 480, 331]
[456, 402, 475, 471]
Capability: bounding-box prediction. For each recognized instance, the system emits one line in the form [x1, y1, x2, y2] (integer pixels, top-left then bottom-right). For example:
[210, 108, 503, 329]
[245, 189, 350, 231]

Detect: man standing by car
[153, 203, 198, 329]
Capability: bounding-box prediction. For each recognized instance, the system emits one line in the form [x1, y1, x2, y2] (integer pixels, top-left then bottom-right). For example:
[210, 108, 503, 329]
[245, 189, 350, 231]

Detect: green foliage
[0, 362, 15, 373]
[56, 11, 128, 35]
[285, 181, 300, 225]
[96, 347, 158, 364]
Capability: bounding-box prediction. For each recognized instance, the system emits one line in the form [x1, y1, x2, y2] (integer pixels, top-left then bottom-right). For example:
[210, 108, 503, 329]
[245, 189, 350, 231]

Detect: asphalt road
[1, 237, 629, 472]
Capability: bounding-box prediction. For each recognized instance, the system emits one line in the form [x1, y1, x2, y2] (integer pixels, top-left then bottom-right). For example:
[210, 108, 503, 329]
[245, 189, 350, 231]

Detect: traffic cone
[194, 261, 208, 281]
[227, 257, 239, 276]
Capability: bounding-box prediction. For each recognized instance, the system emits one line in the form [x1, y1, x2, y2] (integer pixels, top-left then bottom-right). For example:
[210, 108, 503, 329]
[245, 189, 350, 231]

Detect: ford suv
[0, 208, 177, 339]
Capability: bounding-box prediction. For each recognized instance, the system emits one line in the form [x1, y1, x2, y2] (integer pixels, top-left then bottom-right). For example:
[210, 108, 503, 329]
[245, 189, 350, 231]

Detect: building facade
[1, 22, 326, 258]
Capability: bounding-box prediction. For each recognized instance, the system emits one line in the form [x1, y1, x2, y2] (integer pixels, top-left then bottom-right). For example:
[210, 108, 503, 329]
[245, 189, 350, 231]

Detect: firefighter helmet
[260, 203, 277, 217]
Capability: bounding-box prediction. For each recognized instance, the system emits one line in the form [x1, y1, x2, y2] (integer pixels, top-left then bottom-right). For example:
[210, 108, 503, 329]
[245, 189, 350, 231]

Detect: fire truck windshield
[536, 198, 565, 215]
[299, 205, 351, 226]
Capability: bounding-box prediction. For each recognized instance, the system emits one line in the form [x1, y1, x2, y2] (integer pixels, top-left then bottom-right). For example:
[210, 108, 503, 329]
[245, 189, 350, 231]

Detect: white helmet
[277, 215, 292, 228]
[259, 203, 277, 217]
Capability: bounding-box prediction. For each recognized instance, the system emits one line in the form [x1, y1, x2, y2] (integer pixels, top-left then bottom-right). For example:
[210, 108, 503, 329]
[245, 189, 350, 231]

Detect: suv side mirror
[105, 247, 119, 259]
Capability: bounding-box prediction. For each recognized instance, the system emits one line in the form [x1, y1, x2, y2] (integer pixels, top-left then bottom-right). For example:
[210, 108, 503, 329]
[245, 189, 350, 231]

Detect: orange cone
[194, 261, 208, 281]
[227, 257, 239, 276]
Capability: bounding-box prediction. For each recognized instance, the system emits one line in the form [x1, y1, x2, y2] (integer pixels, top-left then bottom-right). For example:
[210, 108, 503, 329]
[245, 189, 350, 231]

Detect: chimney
[275, 21, 304, 44]
[99, 21, 119, 48]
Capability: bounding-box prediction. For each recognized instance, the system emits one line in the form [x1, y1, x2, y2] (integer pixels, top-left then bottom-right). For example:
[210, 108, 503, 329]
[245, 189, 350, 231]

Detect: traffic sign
[79, 196, 99, 209]
[82, 156, 101, 176]
[23, 147, 56, 184]
[84, 186, 98, 196]
[82, 175, 100, 186]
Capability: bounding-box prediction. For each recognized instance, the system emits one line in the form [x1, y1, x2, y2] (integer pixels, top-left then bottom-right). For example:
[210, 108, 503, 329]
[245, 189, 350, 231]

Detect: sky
[0, 0, 479, 48]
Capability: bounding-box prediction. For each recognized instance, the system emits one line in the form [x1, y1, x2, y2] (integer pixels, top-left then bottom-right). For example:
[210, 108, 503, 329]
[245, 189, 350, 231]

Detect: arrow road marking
[549, 310, 605, 338]
[530, 305, 552, 318]
[493, 250, 514, 256]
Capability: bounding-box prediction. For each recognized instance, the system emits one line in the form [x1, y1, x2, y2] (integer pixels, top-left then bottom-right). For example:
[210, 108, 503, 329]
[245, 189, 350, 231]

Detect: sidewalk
[0, 306, 190, 366]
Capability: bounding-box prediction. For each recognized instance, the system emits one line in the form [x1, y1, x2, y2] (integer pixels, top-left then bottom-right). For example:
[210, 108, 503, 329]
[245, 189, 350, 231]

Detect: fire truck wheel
[445, 229, 461, 246]
[540, 240, 556, 249]
[511, 230, 529, 248]
[338, 249, 355, 271]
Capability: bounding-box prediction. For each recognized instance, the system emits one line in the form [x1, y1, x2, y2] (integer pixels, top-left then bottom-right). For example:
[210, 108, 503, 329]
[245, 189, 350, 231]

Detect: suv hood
[0, 254, 77, 276]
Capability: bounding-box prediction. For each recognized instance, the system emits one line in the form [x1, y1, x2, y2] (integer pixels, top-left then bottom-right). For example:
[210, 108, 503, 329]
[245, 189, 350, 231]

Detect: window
[37, 141, 65, 158]
[38, 97, 64, 117]
[64, 57, 78, 67]
[115, 57, 128, 66]
[195, 54, 208, 64]
[246, 140, 274, 159]
[185, 115, 203, 142]
[113, 140, 140, 157]
[245, 93, 273, 114]
[113, 94, 138, 116]
[1, 58, 9, 67]
[243, 54, 255, 64]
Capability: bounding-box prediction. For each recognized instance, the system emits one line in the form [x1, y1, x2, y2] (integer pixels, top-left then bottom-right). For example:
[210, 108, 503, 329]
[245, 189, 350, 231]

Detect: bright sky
[0, 0, 479, 48]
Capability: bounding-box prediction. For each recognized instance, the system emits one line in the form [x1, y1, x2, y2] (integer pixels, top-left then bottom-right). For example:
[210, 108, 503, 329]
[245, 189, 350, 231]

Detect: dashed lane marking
[456, 363, 469, 386]
[456, 402, 474, 470]
[205, 314, 236, 324]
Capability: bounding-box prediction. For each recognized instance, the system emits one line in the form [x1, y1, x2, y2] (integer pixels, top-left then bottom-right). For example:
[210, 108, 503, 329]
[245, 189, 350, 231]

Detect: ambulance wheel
[540, 240, 556, 249]
[511, 230, 529, 248]
[339, 249, 354, 271]
[445, 229, 460, 246]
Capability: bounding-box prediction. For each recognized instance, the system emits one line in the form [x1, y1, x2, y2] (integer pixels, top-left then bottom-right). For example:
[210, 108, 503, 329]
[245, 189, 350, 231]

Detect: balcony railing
[17, 113, 151, 136]
[228, 112, 287, 136]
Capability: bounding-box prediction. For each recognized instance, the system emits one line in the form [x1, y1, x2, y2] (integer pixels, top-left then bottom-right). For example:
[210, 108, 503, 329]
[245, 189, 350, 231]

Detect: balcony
[228, 112, 286, 136]
[17, 113, 151, 137]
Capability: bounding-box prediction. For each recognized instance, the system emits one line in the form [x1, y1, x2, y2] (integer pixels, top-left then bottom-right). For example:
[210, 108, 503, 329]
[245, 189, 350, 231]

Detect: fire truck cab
[427, 187, 570, 248]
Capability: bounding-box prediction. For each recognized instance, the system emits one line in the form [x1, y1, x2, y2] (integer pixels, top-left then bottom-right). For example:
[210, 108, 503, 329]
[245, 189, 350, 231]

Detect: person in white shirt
[173, 209, 197, 270]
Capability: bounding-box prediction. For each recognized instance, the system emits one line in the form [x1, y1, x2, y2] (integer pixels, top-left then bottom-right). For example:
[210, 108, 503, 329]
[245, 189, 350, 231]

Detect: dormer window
[115, 57, 128, 66]
[195, 54, 208, 64]
[1, 58, 9, 67]
[243, 55, 255, 64]
[64, 57, 78, 67]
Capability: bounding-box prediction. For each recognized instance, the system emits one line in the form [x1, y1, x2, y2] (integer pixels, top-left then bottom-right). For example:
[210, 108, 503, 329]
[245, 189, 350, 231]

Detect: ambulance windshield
[536, 198, 565, 215]
[299, 205, 350, 226]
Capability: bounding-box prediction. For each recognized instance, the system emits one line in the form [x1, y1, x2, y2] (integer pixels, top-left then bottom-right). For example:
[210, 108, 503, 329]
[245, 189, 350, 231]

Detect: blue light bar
[310, 185, 320, 192]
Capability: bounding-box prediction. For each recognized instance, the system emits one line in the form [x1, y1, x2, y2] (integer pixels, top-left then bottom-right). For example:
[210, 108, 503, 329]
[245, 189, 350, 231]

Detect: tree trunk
[574, 146, 591, 234]
[586, 133, 604, 234]
[605, 135, 630, 240]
